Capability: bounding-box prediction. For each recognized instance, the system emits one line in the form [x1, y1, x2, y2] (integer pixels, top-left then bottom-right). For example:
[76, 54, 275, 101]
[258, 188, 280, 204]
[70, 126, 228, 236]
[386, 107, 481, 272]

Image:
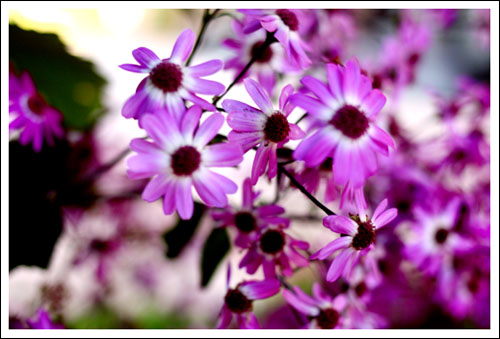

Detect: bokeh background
[8, 7, 491, 329]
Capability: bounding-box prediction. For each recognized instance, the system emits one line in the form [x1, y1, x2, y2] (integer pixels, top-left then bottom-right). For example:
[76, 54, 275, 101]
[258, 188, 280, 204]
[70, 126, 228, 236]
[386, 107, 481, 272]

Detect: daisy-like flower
[217, 265, 281, 329]
[402, 198, 473, 275]
[212, 178, 289, 248]
[238, 9, 311, 69]
[120, 29, 225, 123]
[282, 283, 347, 329]
[126, 105, 243, 220]
[223, 79, 305, 185]
[9, 71, 64, 152]
[239, 222, 309, 279]
[310, 199, 397, 282]
[291, 58, 395, 207]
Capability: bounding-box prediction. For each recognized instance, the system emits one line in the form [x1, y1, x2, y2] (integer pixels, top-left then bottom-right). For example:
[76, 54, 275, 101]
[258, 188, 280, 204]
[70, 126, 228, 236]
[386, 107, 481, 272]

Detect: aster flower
[402, 198, 473, 275]
[217, 265, 281, 329]
[223, 79, 305, 185]
[211, 178, 289, 248]
[291, 59, 395, 207]
[310, 199, 397, 282]
[239, 222, 309, 279]
[238, 9, 311, 69]
[120, 29, 225, 122]
[9, 71, 64, 152]
[127, 105, 243, 220]
[282, 283, 347, 329]
[222, 18, 293, 97]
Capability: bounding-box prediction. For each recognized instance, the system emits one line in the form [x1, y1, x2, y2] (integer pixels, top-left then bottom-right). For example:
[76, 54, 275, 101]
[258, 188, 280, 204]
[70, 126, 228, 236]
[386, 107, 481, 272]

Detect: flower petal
[184, 78, 225, 95]
[301, 75, 336, 107]
[310, 236, 352, 260]
[374, 208, 398, 229]
[186, 59, 223, 77]
[132, 47, 160, 68]
[293, 128, 336, 167]
[244, 78, 274, 114]
[323, 215, 357, 235]
[360, 89, 386, 118]
[326, 247, 355, 282]
[180, 105, 202, 137]
[193, 113, 224, 147]
[203, 143, 243, 167]
[282, 289, 320, 317]
[170, 29, 195, 64]
[251, 144, 270, 185]
[239, 279, 280, 300]
[222, 99, 261, 114]
[119, 63, 150, 73]
[227, 111, 266, 132]
[289, 93, 332, 121]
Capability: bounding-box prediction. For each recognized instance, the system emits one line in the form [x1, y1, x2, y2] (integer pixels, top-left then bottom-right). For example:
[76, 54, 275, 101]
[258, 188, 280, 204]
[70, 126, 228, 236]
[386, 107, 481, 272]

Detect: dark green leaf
[163, 202, 205, 258]
[200, 227, 230, 287]
[9, 24, 106, 130]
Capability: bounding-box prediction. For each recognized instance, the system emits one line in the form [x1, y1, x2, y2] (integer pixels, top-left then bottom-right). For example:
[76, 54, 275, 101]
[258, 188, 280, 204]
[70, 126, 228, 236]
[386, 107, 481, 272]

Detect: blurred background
[8, 7, 491, 329]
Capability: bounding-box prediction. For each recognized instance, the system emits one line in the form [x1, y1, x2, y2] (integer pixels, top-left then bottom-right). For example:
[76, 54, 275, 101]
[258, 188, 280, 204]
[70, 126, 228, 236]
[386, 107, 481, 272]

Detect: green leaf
[200, 227, 230, 287]
[9, 24, 106, 130]
[163, 202, 206, 258]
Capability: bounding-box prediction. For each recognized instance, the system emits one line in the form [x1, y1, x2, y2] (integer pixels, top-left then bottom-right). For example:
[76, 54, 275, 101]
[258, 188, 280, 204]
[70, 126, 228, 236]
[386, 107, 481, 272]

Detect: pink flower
[291, 58, 395, 207]
[238, 9, 311, 69]
[126, 106, 243, 220]
[212, 178, 289, 248]
[9, 71, 64, 152]
[239, 222, 309, 279]
[223, 79, 305, 185]
[217, 265, 281, 329]
[282, 283, 347, 329]
[310, 199, 397, 282]
[120, 29, 225, 123]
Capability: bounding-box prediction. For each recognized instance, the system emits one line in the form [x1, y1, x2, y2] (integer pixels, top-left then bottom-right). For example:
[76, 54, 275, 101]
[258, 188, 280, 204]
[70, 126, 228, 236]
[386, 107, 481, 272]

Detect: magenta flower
[120, 29, 225, 122]
[310, 199, 397, 282]
[223, 79, 305, 185]
[291, 58, 395, 207]
[222, 18, 290, 97]
[217, 265, 281, 329]
[9, 71, 64, 152]
[238, 9, 311, 69]
[282, 283, 347, 329]
[296, 157, 339, 203]
[212, 178, 289, 248]
[239, 222, 309, 279]
[126, 106, 243, 220]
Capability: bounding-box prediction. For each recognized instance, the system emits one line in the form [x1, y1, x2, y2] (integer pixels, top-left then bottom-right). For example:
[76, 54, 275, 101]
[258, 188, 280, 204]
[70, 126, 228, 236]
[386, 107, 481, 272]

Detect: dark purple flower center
[234, 211, 257, 233]
[450, 148, 467, 161]
[330, 105, 369, 139]
[372, 74, 383, 89]
[320, 157, 333, 171]
[407, 52, 420, 66]
[354, 282, 367, 297]
[171, 146, 201, 176]
[41, 283, 67, 312]
[225, 288, 252, 313]
[259, 229, 285, 254]
[351, 217, 376, 250]
[27, 95, 47, 115]
[150, 62, 183, 93]
[250, 41, 274, 63]
[315, 308, 340, 329]
[387, 68, 398, 81]
[434, 228, 449, 244]
[276, 9, 299, 31]
[467, 277, 479, 293]
[264, 112, 290, 143]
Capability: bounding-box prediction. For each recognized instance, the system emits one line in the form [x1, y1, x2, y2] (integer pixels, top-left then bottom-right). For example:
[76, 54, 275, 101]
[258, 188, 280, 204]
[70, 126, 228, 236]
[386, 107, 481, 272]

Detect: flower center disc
[234, 212, 257, 233]
[250, 41, 274, 63]
[351, 220, 376, 250]
[264, 112, 290, 143]
[330, 105, 369, 139]
[259, 229, 285, 254]
[171, 146, 201, 176]
[27, 95, 46, 115]
[150, 62, 183, 93]
[276, 9, 299, 31]
[225, 289, 252, 313]
[316, 308, 340, 329]
[435, 228, 449, 244]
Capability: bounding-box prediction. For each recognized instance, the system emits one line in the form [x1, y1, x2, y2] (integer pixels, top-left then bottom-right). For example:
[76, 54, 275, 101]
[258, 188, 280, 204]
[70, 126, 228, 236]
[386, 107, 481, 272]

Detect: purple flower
[295, 157, 339, 203]
[310, 199, 397, 282]
[291, 59, 395, 207]
[217, 265, 281, 329]
[120, 29, 225, 122]
[222, 19, 293, 97]
[239, 222, 309, 279]
[26, 309, 64, 329]
[223, 79, 305, 185]
[238, 9, 311, 69]
[402, 198, 473, 275]
[9, 71, 64, 152]
[282, 283, 347, 329]
[126, 106, 243, 220]
[212, 178, 289, 248]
